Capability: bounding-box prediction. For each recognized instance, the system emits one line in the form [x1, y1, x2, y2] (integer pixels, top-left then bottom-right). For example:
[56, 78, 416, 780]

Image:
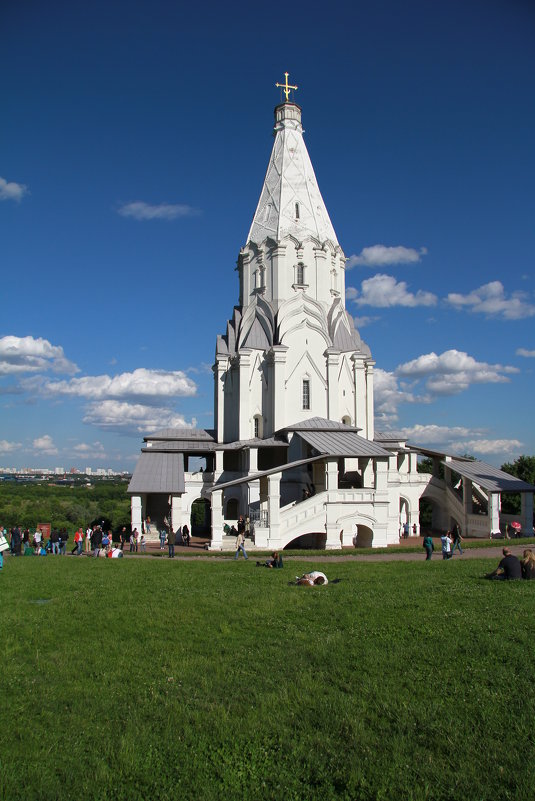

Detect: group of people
[422, 524, 463, 560]
[486, 548, 535, 580]
[161, 524, 190, 553]
[4, 525, 75, 557]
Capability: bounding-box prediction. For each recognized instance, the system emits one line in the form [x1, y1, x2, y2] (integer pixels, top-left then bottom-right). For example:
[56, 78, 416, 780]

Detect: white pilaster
[271, 346, 288, 433]
[238, 349, 252, 440]
[325, 349, 340, 422]
[214, 356, 228, 444]
[352, 356, 366, 434]
[365, 360, 375, 440]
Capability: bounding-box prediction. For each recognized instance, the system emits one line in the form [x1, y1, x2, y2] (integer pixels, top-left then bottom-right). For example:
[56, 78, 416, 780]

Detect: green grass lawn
[1, 556, 533, 801]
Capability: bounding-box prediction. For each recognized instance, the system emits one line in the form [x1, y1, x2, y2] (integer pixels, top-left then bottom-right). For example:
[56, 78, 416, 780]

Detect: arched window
[295, 202, 300, 220]
[342, 415, 352, 426]
[253, 415, 263, 439]
[296, 262, 305, 285]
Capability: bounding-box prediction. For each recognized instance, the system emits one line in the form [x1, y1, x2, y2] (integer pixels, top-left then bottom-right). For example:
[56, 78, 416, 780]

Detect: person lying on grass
[296, 571, 328, 586]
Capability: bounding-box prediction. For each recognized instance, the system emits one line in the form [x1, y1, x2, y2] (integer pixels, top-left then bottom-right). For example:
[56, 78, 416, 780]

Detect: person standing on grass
[85, 527, 92, 553]
[422, 535, 434, 560]
[234, 530, 248, 560]
[182, 524, 190, 547]
[451, 525, 463, 556]
[159, 528, 166, 550]
[441, 532, 453, 560]
[167, 529, 175, 559]
[120, 527, 127, 551]
[140, 533, 146, 553]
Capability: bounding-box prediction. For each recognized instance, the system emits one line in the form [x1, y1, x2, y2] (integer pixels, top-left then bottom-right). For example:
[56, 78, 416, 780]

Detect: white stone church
[128, 81, 534, 548]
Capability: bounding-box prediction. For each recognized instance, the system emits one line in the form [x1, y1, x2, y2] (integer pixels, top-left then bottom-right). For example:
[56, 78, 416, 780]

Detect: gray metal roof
[445, 459, 535, 494]
[281, 417, 361, 433]
[128, 452, 185, 494]
[375, 431, 406, 442]
[217, 436, 287, 450]
[144, 440, 216, 453]
[296, 430, 391, 458]
[145, 428, 216, 442]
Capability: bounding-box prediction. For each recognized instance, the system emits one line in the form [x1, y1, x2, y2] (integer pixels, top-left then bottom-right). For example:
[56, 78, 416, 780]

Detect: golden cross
[276, 72, 298, 102]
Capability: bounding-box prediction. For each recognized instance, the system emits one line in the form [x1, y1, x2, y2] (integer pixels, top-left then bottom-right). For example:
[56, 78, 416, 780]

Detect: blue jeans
[168, 544, 175, 558]
[76, 542, 83, 555]
[52, 542, 59, 555]
[234, 545, 248, 560]
[452, 540, 463, 555]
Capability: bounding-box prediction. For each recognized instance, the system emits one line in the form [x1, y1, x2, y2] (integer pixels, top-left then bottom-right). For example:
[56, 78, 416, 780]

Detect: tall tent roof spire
[246, 81, 339, 247]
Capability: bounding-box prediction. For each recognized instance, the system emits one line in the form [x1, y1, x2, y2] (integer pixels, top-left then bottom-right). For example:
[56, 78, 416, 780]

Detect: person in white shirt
[297, 570, 328, 586]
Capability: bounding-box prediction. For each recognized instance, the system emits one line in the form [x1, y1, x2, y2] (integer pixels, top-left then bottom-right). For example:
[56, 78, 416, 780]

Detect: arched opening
[285, 531, 327, 550]
[253, 414, 263, 439]
[190, 498, 211, 536]
[419, 497, 447, 534]
[399, 497, 410, 537]
[355, 524, 373, 548]
[226, 498, 238, 521]
[341, 415, 352, 426]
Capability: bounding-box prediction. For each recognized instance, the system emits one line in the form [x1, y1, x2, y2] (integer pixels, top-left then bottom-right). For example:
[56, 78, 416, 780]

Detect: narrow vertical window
[302, 379, 310, 410]
[295, 202, 300, 220]
[254, 417, 259, 438]
[296, 262, 304, 285]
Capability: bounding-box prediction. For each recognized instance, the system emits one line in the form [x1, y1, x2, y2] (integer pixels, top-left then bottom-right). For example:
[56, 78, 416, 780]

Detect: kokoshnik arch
[128, 76, 535, 549]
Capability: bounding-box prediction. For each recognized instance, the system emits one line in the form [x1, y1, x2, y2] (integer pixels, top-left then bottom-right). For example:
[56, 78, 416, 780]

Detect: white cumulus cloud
[446, 281, 535, 320]
[516, 348, 535, 358]
[350, 274, 437, 308]
[0, 439, 22, 453]
[396, 350, 518, 396]
[453, 439, 523, 456]
[33, 435, 58, 456]
[118, 201, 200, 220]
[346, 245, 427, 269]
[0, 176, 28, 202]
[0, 336, 79, 376]
[29, 368, 197, 403]
[83, 400, 195, 434]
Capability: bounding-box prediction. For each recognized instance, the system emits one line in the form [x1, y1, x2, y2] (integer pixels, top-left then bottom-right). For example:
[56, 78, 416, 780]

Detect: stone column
[170, 494, 183, 536]
[359, 457, 374, 487]
[374, 459, 388, 491]
[365, 360, 375, 441]
[521, 492, 534, 534]
[489, 492, 501, 537]
[325, 458, 339, 498]
[463, 477, 473, 520]
[267, 472, 282, 548]
[210, 490, 223, 550]
[249, 448, 258, 473]
[214, 449, 224, 478]
[131, 495, 142, 535]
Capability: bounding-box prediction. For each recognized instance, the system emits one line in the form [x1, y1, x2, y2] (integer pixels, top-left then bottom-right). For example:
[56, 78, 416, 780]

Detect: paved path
[112, 541, 531, 563]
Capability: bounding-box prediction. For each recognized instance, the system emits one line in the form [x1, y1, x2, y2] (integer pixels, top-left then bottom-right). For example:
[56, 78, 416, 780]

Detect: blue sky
[1, 0, 534, 470]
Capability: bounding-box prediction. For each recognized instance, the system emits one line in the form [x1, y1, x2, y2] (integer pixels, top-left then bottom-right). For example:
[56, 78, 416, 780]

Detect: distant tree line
[0, 480, 131, 532]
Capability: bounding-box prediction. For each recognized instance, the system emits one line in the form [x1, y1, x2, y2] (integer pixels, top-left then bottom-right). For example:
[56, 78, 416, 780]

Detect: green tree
[500, 455, 535, 517]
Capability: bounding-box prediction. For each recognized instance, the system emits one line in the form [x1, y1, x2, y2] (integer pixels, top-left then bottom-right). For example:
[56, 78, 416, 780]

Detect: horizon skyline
[2, 0, 534, 470]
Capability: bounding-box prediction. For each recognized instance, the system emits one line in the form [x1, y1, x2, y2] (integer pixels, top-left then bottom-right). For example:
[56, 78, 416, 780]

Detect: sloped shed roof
[128, 452, 185, 494]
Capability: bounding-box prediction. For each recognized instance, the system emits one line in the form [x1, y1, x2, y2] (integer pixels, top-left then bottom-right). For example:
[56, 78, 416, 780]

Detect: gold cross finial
[276, 72, 298, 102]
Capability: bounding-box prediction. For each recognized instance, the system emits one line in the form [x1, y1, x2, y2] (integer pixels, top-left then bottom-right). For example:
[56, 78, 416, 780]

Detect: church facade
[128, 83, 534, 548]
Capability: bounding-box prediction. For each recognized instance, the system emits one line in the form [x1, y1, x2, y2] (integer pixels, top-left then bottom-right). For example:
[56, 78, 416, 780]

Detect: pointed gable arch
[237, 297, 274, 351]
[276, 294, 331, 347]
[286, 350, 327, 389]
